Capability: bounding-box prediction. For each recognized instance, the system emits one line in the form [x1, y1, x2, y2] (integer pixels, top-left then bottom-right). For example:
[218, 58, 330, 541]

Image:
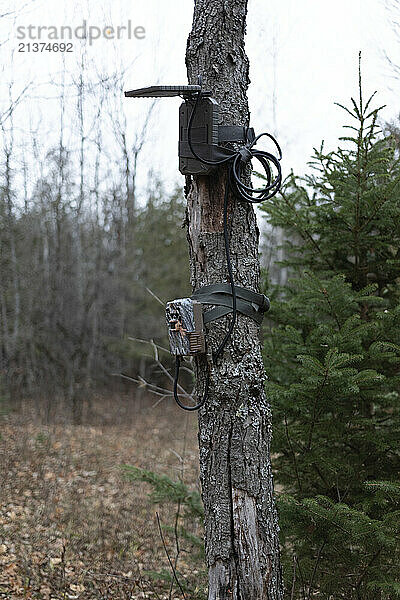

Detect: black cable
[187, 80, 233, 167]
[173, 78, 282, 411]
[173, 355, 210, 411]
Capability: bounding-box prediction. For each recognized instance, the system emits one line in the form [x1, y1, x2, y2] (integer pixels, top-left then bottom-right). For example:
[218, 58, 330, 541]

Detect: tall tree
[185, 2, 283, 598]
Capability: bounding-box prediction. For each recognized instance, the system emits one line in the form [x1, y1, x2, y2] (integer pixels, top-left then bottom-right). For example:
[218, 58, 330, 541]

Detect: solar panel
[124, 85, 202, 98]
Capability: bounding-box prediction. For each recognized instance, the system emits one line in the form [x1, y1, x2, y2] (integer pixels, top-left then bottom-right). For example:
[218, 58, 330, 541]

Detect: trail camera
[124, 84, 254, 175]
[166, 298, 205, 357]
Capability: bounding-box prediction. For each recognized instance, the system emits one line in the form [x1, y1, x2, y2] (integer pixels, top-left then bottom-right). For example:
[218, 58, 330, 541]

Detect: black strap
[179, 127, 256, 162]
[179, 141, 234, 161]
[181, 125, 255, 144]
[218, 126, 255, 143]
[191, 283, 269, 325]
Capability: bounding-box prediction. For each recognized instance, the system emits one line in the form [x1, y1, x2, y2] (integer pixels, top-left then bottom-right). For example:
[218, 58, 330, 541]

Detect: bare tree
[0, 101, 20, 389]
[185, 1, 283, 598]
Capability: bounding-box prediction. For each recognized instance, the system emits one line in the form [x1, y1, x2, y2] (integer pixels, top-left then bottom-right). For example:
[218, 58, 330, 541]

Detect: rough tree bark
[185, 2, 283, 599]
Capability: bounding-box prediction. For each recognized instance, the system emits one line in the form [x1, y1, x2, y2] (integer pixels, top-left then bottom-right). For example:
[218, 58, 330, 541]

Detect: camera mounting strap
[191, 283, 270, 325]
[182, 125, 255, 145]
[179, 126, 256, 163]
[218, 126, 255, 144]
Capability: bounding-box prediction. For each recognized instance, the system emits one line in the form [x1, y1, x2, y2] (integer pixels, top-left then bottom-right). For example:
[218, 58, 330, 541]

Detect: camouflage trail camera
[166, 298, 206, 357]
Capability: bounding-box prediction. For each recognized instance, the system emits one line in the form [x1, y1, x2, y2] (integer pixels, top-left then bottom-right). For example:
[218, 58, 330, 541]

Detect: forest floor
[0, 394, 203, 600]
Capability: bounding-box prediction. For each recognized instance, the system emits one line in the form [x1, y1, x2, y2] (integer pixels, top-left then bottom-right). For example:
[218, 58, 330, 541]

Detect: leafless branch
[146, 287, 165, 306]
[156, 512, 186, 600]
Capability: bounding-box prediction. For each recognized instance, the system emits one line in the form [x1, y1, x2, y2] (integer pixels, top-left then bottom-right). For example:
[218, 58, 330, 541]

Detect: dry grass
[0, 395, 203, 599]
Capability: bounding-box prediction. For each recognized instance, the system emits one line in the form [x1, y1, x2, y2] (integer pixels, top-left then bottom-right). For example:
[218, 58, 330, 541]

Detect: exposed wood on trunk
[185, 1, 283, 598]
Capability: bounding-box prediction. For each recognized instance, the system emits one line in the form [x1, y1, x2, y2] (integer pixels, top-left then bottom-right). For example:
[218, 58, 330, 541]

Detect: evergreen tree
[261, 68, 400, 599]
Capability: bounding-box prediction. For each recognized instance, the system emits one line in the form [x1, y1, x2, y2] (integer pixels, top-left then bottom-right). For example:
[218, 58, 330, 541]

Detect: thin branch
[115, 372, 192, 403]
[154, 359, 193, 400]
[152, 394, 169, 409]
[306, 368, 330, 451]
[308, 540, 326, 599]
[290, 554, 297, 600]
[284, 415, 303, 493]
[169, 500, 182, 600]
[354, 549, 382, 595]
[295, 555, 307, 600]
[156, 512, 186, 600]
[280, 189, 336, 272]
[150, 338, 159, 362]
[0, 81, 32, 126]
[127, 336, 170, 355]
[113, 372, 172, 396]
[146, 287, 165, 306]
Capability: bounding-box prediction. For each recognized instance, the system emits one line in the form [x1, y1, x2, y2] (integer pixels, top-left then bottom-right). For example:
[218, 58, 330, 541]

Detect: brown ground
[0, 395, 204, 599]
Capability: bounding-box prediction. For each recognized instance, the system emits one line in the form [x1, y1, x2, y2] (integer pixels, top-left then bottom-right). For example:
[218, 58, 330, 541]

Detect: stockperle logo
[16, 20, 146, 46]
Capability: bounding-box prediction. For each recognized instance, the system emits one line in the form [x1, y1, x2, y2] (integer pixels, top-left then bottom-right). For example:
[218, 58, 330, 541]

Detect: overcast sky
[1, 0, 399, 199]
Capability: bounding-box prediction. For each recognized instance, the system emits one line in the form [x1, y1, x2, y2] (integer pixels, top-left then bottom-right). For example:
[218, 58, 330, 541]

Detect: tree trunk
[185, 2, 283, 599]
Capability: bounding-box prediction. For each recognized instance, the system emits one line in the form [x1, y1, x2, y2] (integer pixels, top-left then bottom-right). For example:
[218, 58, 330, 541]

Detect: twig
[295, 555, 307, 600]
[150, 339, 159, 362]
[132, 559, 162, 600]
[156, 512, 186, 600]
[152, 394, 169, 409]
[308, 540, 326, 599]
[114, 372, 172, 396]
[169, 499, 182, 600]
[146, 287, 165, 306]
[128, 336, 170, 355]
[306, 368, 329, 451]
[284, 415, 303, 493]
[354, 549, 382, 596]
[290, 554, 297, 600]
[115, 371, 193, 402]
[178, 363, 195, 376]
[280, 189, 336, 271]
[154, 359, 193, 400]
